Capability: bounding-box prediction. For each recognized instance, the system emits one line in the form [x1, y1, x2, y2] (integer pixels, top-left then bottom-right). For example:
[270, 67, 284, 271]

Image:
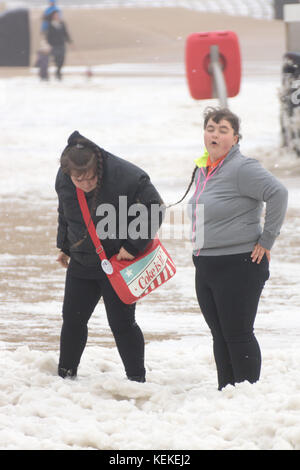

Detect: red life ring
[185, 31, 241, 100]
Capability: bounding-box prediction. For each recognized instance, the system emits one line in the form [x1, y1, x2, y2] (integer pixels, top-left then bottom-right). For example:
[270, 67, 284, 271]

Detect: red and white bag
[76, 188, 176, 304]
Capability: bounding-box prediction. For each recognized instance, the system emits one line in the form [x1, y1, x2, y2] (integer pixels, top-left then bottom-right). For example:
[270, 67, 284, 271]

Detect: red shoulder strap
[76, 187, 107, 261]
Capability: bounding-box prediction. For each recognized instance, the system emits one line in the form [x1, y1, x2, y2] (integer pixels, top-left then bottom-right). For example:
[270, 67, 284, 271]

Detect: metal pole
[209, 45, 228, 108]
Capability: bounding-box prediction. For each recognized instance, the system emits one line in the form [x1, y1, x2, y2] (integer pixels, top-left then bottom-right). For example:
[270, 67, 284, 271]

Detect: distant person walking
[41, 0, 61, 34]
[47, 10, 72, 80]
[35, 39, 51, 81]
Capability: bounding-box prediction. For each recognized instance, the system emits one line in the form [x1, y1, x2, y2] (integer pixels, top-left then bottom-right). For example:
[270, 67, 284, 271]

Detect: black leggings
[193, 252, 269, 390]
[51, 45, 65, 79]
[59, 269, 145, 379]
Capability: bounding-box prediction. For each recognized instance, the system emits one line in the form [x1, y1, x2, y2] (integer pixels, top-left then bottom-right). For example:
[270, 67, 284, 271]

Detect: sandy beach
[0, 6, 286, 76]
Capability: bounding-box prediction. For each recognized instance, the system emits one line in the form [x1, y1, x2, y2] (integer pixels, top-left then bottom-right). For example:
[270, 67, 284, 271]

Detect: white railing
[5, 0, 276, 20]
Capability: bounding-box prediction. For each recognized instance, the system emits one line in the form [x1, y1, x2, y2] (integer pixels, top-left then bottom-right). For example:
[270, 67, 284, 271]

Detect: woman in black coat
[55, 131, 164, 382]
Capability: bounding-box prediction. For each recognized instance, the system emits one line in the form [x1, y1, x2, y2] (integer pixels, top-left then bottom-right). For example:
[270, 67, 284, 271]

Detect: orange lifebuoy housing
[185, 31, 241, 100]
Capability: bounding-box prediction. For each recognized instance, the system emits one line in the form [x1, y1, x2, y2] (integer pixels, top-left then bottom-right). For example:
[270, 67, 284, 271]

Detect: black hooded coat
[55, 132, 164, 278]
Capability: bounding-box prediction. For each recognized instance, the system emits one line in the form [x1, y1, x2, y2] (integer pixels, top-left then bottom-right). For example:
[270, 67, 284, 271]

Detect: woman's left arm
[238, 158, 288, 263]
[121, 174, 165, 257]
[63, 22, 72, 43]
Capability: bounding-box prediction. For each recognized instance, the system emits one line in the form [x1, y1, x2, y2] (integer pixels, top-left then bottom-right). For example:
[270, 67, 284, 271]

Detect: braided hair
[166, 166, 197, 208]
[60, 131, 104, 247]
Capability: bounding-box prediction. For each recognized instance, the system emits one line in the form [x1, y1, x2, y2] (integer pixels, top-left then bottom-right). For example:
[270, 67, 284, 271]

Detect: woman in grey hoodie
[178, 108, 288, 390]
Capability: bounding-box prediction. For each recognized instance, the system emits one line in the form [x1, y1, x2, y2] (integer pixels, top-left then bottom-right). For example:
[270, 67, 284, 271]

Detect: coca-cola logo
[138, 251, 165, 290]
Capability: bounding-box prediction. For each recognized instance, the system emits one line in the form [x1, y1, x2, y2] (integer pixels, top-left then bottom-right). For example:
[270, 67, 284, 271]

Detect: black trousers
[59, 269, 146, 380]
[51, 45, 65, 79]
[193, 252, 269, 390]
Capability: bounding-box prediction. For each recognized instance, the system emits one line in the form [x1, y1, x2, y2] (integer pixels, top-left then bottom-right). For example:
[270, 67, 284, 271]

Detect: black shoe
[58, 366, 77, 379]
[127, 375, 146, 383]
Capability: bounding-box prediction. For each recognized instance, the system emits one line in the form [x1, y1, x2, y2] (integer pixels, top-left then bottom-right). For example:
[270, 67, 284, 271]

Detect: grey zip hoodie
[189, 144, 288, 256]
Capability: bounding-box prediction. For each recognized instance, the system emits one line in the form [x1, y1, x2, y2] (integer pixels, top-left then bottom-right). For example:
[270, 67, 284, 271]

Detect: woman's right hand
[56, 251, 69, 268]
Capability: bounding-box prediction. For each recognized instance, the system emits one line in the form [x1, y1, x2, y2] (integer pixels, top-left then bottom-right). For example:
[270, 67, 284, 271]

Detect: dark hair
[60, 133, 104, 247]
[203, 106, 242, 141]
[167, 107, 241, 208]
[166, 166, 198, 208]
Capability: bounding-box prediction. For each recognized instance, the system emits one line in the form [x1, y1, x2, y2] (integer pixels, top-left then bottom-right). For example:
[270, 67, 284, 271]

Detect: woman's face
[70, 169, 98, 193]
[52, 12, 60, 22]
[204, 118, 238, 161]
